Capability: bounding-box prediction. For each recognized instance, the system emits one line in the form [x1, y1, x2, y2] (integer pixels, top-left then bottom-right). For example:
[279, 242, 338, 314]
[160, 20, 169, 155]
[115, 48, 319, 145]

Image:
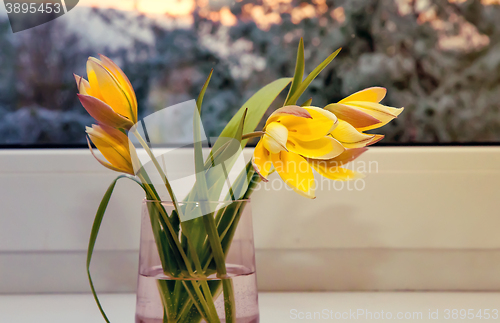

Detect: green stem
[181, 280, 222, 323]
[137, 161, 221, 321]
[199, 280, 220, 323]
[180, 223, 220, 320]
[140, 180, 220, 321]
[177, 280, 224, 323]
[202, 213, 236, 323]
[222, 278, 236, 323]
[175, 296, 195, 323]
[133, 120, 240, 322]
[202, 202, 243, 272]
[157, 280, 176, 322]
[181, 281, 210, 322]
[241, 131, 264, 140]
[203, 215, 227, 277]
[137, 173, 196, 277]
[172, 281, 183, 314]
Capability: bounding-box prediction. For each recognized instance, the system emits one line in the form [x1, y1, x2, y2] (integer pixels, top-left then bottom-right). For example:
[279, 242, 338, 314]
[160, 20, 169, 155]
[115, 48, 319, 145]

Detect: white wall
[1, 147, 499, 293]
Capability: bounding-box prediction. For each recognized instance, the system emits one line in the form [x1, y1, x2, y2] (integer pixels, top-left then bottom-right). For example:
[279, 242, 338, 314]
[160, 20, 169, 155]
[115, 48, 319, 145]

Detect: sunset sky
[79, 0, 201, 15]
[78, 0, 500, 13]
[75, 0, 498, 49]
[78, 0, 500, 22]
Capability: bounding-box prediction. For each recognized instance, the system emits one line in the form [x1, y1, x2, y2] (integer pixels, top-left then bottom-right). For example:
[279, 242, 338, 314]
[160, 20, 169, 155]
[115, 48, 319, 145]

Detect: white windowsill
[1, 292, 500, 322]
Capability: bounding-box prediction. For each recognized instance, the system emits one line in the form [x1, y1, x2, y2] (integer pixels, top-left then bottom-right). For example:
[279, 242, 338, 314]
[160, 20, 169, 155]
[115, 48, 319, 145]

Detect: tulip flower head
[326, 87, 404, 147]
[253, 105, 346, 198]
[75, 55, 138, 130]
[253, 87, 403, 199]
[86, 124, 135, 175]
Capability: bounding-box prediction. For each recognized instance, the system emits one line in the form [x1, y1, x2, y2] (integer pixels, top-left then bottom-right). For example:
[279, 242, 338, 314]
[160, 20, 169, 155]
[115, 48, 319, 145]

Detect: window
[2, 0, 499, 295]
[1, 0, 499, 146]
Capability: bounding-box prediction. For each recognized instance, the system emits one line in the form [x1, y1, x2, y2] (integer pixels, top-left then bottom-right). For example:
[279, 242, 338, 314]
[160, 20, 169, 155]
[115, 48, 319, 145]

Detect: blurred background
[1, 0, 500, 146]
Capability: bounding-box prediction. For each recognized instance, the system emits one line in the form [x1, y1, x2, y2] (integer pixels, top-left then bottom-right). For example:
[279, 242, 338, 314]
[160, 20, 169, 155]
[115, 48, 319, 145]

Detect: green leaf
[287, 48, 342, 105]
[221, 161, 253, 204]
[146, 201, 181, 276]
[218, 170, 260, 258]
[234, 108, 247, 141]
[86, 174, 144, 323]
[196, 69, 213, 113]
[204, 110, 247, 201]
[213, 77, 291, 152]
[301, 97, 313, 107]
[207, 109, 247, 169]
[201, 164, 259, 271]
[194, 106, 247, 323]
[284, 38, 305, 106]
[194, 70, 213, 201]
[185, 70, 213, 256]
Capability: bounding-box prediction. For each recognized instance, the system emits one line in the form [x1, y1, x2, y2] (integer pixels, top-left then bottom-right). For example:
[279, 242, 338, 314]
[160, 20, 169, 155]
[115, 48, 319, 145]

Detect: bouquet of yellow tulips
[77, 39, 403, 323]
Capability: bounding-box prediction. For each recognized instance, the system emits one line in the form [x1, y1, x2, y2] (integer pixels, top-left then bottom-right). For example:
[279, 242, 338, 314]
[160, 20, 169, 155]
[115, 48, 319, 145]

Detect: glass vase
[135, 199, 259, 323]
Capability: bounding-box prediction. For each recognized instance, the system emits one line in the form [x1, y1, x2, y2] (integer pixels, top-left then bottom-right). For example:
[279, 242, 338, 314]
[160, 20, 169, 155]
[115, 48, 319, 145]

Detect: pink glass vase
[135, 199, 259, 323]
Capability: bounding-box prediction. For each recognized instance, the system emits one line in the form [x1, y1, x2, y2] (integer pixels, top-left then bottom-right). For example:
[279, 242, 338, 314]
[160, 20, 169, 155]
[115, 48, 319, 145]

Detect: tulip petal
[87, 124, 131, 154]
[75, 74, 103, 100]
[74, 74, 92, 96]
[272, 151, 316, 199]
[85, 65, 106, 102]
[348, 101, 403, 117]
[307, 148, 367, 181]
[98, 54, 138, 118]
[326, 147, 368, 167]
[303, 106, 338, 133]
[89, 134, 132, 172]
[324, 103, 381, 129]
[274, 106, 337, 141]
[267, 105, 312, 124]
[345, 102, 404, 131]
[252, 141, 272, 181]
[78, 94, 134, 129]
[310, 160, 365, 181]
[86, 137, 134, 175]
[87, 58, 135, 122]
[339, 87, 387, 104]
[74, 73, 81, 85]
[95, 123, 131, 148]
[86, 125, 134, 174]
[330, 119, 376, 148]
[287, 135, 345, 160]
[367, 134, 384, 146]
[263, 122, 289, 154]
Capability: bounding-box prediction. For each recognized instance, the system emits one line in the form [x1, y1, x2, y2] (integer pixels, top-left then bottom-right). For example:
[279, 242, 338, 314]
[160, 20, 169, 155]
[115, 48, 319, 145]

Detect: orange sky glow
[77, 0, 497, 50]
[78, 0, 500, 26]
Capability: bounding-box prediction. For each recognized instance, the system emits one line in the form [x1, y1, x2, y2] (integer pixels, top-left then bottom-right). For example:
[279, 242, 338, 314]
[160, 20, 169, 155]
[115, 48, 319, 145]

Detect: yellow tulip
[253, 105, 345, 199]
[86, 124, 135, 175]
[308, 148, 367, 181]
[75, 55, 137, 129]
[252, 89, 403, 198]
[325, 87, 404, 148]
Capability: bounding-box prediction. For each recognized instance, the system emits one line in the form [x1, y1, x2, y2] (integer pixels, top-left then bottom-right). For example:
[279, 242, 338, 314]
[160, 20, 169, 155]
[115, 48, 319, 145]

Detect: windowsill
[1, 292, 500, 322]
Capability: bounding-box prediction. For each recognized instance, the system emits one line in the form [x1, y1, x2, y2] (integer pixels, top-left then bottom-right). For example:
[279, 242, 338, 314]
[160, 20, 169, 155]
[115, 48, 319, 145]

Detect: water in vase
[135, 264, 259, 323]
